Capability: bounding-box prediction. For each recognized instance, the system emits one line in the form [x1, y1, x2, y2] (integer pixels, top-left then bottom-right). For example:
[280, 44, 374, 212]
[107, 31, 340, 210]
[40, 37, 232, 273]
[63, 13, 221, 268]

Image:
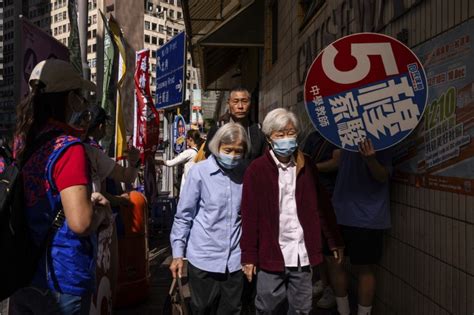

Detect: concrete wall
[259, 0, 473, 313]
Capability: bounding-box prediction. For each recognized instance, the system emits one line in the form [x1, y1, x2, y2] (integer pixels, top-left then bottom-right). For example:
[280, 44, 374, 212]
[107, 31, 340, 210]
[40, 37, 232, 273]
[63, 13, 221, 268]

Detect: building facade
[185, 0, 474, 313]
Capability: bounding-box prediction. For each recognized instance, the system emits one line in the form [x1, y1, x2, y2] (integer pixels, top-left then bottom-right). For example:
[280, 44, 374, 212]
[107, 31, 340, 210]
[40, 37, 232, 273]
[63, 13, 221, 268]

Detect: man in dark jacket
[205, 87, 266, 164]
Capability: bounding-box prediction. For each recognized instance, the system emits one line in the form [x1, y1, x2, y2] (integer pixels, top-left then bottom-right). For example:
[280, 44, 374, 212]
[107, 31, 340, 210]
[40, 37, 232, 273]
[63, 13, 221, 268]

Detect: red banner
[134, 50, 160, 163]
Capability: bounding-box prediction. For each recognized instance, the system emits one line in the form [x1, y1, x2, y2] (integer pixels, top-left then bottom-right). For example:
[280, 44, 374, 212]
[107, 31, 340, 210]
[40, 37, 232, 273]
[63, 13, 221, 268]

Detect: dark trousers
[187, 263, 243, 315]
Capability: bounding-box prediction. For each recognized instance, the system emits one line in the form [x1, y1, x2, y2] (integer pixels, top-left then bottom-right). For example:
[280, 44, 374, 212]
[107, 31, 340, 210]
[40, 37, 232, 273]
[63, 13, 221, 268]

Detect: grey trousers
[255, 266, 312, 315]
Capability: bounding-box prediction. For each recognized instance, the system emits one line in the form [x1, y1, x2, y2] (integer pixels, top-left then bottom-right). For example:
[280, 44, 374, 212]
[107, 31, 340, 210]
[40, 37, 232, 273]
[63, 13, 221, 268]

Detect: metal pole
[77, 0, 90, 81]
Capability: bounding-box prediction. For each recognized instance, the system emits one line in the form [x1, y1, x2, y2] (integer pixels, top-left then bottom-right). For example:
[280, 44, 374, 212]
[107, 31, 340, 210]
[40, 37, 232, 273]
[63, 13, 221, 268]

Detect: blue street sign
[155, 31, 186, 109]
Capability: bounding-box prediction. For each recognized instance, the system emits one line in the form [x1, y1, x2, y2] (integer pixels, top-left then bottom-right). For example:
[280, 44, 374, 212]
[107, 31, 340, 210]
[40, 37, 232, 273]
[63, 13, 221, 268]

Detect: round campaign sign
[304, 33, 428, 151]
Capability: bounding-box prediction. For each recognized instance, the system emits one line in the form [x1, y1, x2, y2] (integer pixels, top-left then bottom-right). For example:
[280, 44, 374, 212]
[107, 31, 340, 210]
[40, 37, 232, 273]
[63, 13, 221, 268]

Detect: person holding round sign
[303, 32, 426, 315]
[169, 123, 249, 314]
[240, 108, 344, 315]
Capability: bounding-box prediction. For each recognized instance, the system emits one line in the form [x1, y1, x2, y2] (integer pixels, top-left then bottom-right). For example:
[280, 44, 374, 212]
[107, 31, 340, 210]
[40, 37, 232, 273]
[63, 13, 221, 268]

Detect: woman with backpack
[9, 59, 112, 315]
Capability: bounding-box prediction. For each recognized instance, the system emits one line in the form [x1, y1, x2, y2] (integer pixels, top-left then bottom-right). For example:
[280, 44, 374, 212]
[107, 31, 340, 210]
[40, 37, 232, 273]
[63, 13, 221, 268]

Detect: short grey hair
[261, 108, 299, 137]
[208, 122, 250, 156]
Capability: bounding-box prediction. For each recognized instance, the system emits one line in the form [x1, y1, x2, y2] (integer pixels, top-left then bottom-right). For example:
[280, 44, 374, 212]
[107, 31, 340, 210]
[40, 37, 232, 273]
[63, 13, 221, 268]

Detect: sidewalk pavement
[114, 243, 338, 315]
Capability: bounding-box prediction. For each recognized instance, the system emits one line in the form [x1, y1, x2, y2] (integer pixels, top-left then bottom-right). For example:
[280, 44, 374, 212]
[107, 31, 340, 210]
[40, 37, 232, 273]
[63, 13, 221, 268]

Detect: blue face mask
[272, 137, 298, 157]
[216, 152, 242, 169]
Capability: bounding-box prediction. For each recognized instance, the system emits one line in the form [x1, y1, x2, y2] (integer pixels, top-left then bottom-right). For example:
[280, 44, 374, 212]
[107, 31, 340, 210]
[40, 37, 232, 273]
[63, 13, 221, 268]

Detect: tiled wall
[259, 0, 474, 313]
[374, 184, 473, 314]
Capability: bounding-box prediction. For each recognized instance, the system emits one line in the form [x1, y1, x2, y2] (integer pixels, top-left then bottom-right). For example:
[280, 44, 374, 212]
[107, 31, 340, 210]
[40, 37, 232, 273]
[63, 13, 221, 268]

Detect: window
[159, 38, 164, 45]
[152, 51, 156, 58]
[92, 44, 96, 53]
[93, 15, 97, 25]
[169, 10, 174, 19]
[145, 21, 150, 30]
[159, 25, 164, 33]
[152, 36, 157, 45]
[145, 35, 150, 43]
[177, 12, 182, 19]
[63, 11, 66, 20]
[152, 23, 157, 31]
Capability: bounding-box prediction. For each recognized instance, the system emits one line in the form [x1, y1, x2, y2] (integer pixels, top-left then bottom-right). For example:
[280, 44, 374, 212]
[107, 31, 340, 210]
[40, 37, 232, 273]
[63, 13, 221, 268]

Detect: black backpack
[0, 131, 63, 300]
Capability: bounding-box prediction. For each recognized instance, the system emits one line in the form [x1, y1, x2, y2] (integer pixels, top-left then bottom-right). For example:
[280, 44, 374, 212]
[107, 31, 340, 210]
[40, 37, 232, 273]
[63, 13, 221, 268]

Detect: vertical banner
[134, 49, 160, 163]
[99, 10, 116, 155]
[67, 0, 82, 74]
[20, 17, 69, 99]
[393, 20, 473, 195]
[108, 15, 127, 160]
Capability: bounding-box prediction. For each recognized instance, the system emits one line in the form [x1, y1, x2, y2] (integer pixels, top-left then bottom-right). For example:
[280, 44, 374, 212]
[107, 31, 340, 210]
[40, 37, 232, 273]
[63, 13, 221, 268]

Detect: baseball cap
[29, 59, 96, 93]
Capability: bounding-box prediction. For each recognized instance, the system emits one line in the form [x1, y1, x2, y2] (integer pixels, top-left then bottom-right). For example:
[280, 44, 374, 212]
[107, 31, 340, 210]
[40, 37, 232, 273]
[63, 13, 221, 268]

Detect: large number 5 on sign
[321, 43, 399, 84]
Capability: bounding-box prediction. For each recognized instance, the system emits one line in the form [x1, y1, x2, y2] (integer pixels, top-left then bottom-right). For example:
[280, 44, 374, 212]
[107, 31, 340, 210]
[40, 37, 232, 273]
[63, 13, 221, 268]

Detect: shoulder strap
[20, 130, 63, 168]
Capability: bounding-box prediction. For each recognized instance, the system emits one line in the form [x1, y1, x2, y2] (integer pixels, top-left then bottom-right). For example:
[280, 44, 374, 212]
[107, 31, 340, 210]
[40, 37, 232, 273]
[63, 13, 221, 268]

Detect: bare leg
[326, 256, 347, 297]
[356, 265, 376, 307]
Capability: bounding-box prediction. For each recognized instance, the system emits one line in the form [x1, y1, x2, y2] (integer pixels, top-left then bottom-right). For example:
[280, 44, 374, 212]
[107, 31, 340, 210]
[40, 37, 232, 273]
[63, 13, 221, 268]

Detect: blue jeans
[9, 286, 91, 315]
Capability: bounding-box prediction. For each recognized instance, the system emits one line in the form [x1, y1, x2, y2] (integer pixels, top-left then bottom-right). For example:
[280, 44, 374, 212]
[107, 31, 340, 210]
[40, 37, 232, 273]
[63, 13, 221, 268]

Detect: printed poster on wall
[392, 19, 473, 195]
[304, 33, 428, 152]
[173, 114, 186, 154]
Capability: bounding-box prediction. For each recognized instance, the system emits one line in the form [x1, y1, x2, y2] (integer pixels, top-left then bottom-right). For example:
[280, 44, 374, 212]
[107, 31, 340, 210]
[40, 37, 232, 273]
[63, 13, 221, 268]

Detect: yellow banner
[109, 15, 127, 160]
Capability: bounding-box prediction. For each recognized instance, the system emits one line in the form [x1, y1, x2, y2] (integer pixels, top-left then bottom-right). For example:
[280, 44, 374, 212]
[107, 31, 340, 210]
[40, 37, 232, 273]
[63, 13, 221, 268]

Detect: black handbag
[162, 277, 191, 315]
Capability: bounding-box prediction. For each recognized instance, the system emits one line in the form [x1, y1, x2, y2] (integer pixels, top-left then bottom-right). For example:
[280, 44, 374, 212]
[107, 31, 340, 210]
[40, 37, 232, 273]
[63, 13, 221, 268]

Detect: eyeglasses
[229, 98, 250, 105]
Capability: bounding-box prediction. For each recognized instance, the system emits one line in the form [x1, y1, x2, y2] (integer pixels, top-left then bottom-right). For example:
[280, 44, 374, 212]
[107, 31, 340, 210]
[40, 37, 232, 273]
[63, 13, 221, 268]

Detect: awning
[183, 0, 264, 89]
[199, 0, 264, 47]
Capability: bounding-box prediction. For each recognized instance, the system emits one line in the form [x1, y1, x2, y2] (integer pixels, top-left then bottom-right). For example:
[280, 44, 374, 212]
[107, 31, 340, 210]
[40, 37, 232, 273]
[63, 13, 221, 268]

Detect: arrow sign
[176, 79, 182, 92]
[155, 32, 186, 109]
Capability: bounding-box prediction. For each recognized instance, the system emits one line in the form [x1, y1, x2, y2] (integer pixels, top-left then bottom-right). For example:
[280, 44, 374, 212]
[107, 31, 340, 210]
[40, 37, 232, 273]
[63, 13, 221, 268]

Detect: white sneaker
[316, 286, 336, 309]
[312, 280, 325, 296]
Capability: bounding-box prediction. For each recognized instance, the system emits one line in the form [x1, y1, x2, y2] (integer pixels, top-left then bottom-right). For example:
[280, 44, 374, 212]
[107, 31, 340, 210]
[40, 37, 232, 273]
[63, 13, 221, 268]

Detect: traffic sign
[304, 33, 428, 152]
[155, 31, 186, 109]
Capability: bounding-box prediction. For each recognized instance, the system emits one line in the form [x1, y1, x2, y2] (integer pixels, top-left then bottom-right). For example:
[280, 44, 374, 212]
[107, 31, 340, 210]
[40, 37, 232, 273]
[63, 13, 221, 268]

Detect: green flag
[67, 0, 82, 75]
[99, 10, 117, 155]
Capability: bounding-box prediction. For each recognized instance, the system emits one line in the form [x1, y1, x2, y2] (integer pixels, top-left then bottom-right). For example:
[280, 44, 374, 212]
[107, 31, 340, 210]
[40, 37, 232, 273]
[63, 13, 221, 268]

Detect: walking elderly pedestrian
[240, 108, 344, 315]
[9, 59, 112, 314]
[169, 122, 249, 314]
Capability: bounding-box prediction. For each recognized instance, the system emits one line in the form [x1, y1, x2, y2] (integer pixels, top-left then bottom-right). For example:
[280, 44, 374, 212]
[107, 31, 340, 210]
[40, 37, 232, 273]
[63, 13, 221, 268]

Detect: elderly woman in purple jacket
[240, 108, 344, 315]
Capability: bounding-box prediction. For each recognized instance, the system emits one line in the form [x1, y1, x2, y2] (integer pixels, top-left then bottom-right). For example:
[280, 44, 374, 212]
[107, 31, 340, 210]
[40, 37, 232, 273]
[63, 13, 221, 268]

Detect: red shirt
[53, 143, 89, 191]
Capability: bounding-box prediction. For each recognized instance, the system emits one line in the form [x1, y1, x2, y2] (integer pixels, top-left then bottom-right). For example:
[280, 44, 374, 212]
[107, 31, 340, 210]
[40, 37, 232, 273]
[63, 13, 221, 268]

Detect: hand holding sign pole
[304, 33, 428, 152]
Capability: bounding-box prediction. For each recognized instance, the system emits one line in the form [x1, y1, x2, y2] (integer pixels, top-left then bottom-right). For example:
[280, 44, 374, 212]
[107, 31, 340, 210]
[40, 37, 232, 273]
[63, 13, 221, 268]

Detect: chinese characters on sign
[392, 20, 473, 195]
[155, 32, 186, 109]
[134, 49, 160, 163]
[304, 33, 428, 152]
